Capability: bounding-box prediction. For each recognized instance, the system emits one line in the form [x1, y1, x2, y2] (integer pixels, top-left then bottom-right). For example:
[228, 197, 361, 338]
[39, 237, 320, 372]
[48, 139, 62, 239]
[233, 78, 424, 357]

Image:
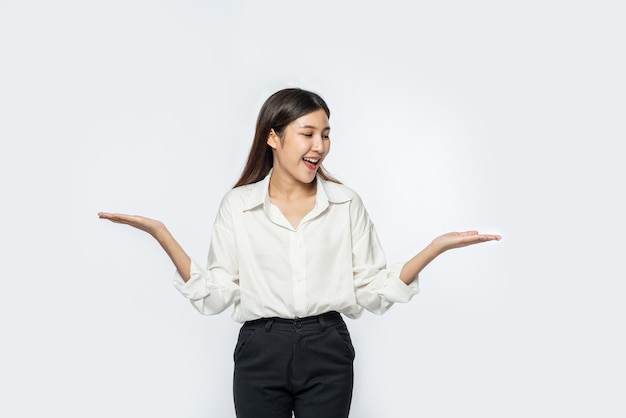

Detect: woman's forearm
[399, 230, 501, 284]
[98, 212, 193, 281]
[399, 242, 441, 284]
[153, 225, 192, 281]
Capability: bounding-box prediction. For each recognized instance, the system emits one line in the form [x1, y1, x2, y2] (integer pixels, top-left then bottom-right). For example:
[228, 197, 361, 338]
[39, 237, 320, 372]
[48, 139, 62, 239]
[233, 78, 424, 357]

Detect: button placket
[291, 229, 307, 315]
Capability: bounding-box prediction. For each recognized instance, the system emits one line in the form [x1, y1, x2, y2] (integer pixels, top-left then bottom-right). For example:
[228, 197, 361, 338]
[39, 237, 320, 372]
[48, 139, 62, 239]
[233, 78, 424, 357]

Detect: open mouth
[303, 157, 320, 170]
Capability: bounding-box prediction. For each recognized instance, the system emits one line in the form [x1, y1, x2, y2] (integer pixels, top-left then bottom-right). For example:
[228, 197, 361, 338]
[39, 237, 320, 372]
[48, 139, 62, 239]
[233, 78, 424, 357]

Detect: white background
[1, 0, 624, 417]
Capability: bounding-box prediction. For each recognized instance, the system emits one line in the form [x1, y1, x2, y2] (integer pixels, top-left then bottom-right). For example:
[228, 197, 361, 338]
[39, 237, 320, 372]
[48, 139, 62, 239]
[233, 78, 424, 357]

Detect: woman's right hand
[98, 212, 166, 238]
[98, 211, 191, 280]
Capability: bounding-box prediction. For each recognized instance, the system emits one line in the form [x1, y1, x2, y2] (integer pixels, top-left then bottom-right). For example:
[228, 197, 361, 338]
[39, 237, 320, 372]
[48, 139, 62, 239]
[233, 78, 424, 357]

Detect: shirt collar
[242, 169, 352, 213]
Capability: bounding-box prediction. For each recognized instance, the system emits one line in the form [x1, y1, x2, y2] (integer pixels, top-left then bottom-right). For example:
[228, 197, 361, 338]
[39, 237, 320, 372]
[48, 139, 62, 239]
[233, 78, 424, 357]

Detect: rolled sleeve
[351, 197, 420, 315]
[380, 262, 420, 303]
[172, 198, 240, 316]
[173, 259, 213, 300]
[353, 248, 420, 315]
[172, 258, 240, 316]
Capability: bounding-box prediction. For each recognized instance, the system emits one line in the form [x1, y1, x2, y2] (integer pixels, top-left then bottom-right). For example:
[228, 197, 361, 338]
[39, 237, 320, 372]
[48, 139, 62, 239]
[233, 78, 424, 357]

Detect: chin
[298, 172, 317, 184]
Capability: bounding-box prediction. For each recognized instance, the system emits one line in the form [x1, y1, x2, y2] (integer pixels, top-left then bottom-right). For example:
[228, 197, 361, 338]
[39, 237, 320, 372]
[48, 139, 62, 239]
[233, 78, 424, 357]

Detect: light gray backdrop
[1, 0, 624, 417]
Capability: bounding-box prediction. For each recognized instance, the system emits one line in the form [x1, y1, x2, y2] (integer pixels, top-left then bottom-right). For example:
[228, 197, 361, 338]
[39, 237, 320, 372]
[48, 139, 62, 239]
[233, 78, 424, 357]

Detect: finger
[459, 231, 501, 240]
[99, 212, 121, 220]
[458, 230, 479, 237]
[479, 234, 501, 241]
[98, 212, 120, 221]
[98, 213, 136, 225]
[466, 234, 501, 244]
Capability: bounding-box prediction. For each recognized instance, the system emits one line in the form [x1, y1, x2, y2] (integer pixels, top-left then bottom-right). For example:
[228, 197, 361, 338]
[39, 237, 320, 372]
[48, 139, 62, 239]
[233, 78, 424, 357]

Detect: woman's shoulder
[212, 182, 263, 226]
[219, 181, 265, 210]
[320, 179, 373, 229]
[319, 178, 363, 204]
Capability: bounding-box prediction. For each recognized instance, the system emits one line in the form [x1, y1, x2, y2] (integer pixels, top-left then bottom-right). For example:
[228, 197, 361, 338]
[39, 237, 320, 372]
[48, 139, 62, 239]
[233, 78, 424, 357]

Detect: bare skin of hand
[432, 230, 501, 253]
[399, 230, 501, 284]
[98, 212, 192, 280]
[97, 212, 166, 238]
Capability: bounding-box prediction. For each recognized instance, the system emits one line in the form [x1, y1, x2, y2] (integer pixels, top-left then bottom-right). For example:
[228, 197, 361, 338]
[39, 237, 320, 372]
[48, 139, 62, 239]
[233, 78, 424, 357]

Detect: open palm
[97, 212, 165, 237]
[433, 230, 501, 253]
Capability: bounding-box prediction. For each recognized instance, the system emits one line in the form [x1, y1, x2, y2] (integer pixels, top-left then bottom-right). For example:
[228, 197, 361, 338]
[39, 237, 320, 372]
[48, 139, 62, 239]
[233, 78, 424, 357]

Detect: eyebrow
[297, 125, 331, 130]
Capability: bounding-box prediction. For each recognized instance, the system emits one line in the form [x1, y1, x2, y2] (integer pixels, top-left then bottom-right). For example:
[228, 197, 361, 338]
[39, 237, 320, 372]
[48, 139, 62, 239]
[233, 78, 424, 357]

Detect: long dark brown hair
[233, 88, 340, 188]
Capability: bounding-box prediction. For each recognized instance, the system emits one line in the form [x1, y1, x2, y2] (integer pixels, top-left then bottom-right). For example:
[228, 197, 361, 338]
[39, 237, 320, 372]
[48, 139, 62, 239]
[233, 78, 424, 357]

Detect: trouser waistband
[242, 311, 343, 332]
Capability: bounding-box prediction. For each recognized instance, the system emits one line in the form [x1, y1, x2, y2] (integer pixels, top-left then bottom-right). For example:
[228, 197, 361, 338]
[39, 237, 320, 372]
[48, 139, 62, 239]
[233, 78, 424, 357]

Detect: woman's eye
[302, 133, 313, 137]
[323, 135, 330, 140]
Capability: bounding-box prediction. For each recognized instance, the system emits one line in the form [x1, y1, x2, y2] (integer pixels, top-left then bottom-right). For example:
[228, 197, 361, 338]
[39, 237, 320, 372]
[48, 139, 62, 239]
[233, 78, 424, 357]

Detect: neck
[268, 170, 317, 200]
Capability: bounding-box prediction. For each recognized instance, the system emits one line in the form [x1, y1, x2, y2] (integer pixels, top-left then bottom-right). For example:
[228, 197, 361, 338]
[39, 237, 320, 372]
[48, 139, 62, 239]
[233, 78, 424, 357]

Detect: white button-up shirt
[174, 171, 419, 323]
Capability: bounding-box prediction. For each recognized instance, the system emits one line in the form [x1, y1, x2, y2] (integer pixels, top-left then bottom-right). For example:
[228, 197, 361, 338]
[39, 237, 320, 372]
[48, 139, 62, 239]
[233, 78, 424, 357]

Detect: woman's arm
[98, 212, 192, 281]
[399, 231, 501, 284]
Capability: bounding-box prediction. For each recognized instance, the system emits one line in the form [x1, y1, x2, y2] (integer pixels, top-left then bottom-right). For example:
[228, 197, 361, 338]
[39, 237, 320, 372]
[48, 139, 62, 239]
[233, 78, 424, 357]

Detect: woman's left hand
[399, 231, 501, 284]
[432, 231, 501, 253]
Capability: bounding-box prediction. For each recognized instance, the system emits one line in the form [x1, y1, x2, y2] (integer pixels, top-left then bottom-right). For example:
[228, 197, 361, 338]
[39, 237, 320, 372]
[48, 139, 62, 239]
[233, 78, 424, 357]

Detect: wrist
[152, 222, 170, 242]
[427, 240, 446, 257]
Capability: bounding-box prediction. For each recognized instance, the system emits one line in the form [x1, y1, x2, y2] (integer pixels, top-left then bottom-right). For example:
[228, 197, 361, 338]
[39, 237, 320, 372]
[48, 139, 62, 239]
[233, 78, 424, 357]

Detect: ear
[267, 129, 279, 149]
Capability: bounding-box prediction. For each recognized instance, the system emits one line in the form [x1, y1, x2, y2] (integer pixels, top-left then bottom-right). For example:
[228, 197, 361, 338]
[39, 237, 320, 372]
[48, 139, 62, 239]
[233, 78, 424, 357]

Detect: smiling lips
[303, 157, 320, 170]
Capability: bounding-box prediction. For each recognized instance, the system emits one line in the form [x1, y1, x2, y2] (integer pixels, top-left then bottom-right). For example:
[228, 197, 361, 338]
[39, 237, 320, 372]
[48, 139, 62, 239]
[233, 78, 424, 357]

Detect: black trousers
[233, 311, 355, 418]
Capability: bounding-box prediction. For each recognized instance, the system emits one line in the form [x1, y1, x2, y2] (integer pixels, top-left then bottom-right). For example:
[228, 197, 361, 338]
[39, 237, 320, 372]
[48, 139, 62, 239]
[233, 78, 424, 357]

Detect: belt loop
[265, 318, 274, 332]
[319, 315, 327, 331]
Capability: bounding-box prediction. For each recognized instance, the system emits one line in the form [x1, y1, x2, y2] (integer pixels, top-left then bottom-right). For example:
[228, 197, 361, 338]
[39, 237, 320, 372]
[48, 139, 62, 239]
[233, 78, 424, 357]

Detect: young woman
[99, 88, 501, 418]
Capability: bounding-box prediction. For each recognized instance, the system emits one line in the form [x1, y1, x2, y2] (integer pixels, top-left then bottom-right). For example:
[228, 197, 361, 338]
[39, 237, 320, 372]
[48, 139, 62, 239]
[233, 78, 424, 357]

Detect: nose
[311, 135, 324, 152]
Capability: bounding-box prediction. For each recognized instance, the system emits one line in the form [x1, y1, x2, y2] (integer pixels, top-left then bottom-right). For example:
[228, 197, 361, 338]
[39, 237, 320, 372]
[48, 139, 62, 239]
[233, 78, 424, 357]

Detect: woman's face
[267, 108, 331, 185]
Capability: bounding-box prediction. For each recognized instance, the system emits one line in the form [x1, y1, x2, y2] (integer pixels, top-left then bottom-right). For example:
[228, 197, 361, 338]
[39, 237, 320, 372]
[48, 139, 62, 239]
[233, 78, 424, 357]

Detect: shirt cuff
[382, 262, 420, 303]
[172, 259, 212, 300]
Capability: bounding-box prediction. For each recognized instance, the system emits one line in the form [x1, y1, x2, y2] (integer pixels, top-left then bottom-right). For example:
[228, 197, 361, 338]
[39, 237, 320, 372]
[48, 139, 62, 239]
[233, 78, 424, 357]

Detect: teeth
[303, 158, 319, 164]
